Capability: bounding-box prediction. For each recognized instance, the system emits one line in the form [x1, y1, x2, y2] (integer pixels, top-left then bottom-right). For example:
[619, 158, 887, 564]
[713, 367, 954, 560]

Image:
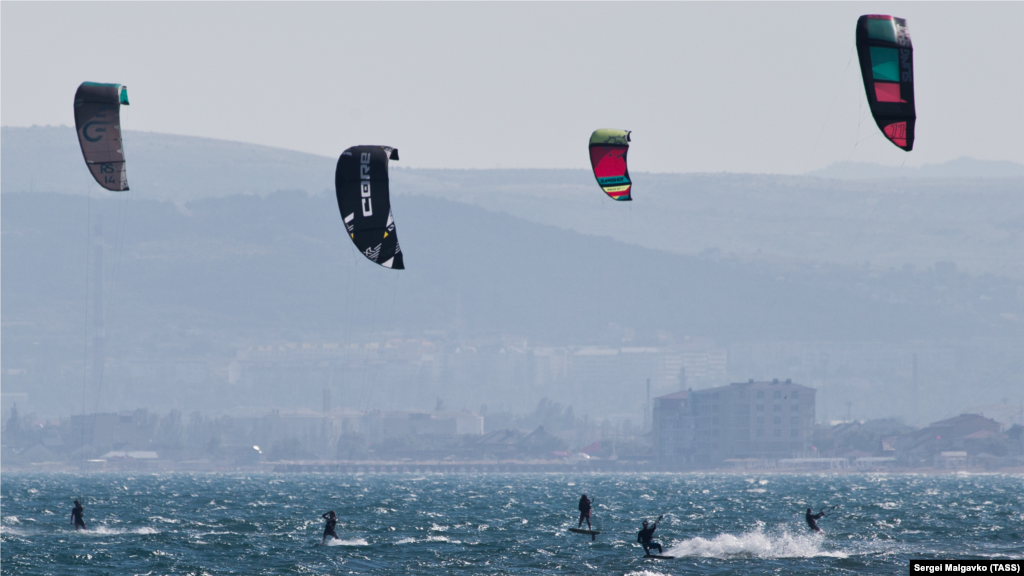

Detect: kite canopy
[335, 145, 405, 269]
[74, 82, 130, 191]
[589, 129, 632, 201]
[856, 15, 915, 151]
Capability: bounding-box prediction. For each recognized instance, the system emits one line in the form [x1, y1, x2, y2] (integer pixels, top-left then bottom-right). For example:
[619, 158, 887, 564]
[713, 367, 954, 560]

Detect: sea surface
[2, 472, 1022, 575]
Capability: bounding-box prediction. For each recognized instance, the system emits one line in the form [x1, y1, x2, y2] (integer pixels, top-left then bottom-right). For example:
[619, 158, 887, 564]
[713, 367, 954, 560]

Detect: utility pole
[644, 378, 651, 433]
[911, 353, 919, 426]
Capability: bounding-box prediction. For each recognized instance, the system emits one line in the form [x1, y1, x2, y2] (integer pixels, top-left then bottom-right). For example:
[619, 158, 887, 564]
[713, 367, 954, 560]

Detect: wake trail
[73, 526, 160, 535]
[666, 525, 846, 559]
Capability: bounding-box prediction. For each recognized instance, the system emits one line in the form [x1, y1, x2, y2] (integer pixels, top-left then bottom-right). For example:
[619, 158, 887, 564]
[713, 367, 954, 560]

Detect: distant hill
[11, 191, 1012, 346]
[4, 126, 1022, 282]
[808, 157, 1024, 180]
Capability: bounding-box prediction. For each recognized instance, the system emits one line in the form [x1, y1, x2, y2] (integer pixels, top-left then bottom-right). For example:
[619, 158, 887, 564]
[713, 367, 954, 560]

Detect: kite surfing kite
[335, 145, 405, 269]
[855, 15, 916, 151]
[589, 129, 632, 201]
[74, 82, 130, 191]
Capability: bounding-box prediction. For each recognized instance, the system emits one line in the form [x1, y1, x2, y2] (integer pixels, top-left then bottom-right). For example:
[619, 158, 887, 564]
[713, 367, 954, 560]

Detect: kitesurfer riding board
[320, 511, 340, 545]
[571, 494, 598, 539]
[637, 515, 666, 556]
[577, 494, 593, 529]
[805, 505, 836, 532]
[70, 500, 87, 531]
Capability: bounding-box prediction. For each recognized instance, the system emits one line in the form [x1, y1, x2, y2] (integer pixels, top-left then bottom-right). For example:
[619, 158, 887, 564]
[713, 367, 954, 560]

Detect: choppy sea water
[2, 472, 1022, 575]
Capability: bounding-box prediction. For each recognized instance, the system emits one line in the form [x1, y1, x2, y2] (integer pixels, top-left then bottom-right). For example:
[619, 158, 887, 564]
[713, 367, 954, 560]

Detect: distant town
[4, 378, 1021, 473]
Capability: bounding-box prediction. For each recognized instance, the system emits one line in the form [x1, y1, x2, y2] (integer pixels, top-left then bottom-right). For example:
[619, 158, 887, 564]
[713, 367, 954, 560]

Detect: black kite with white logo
[335, 145, 404, 269]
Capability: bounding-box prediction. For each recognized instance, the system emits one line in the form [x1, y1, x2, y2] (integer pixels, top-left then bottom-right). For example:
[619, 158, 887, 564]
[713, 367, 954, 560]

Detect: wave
[326, 538, 369, 546]
[394, 535, 460, 544]
[666, 525, 846, 559]
[84, 526, 160, 535]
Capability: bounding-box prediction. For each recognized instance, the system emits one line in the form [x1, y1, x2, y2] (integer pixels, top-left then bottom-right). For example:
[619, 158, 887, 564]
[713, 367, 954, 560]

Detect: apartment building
[654, 379, 815, 466]
[652, 390, 693, 464]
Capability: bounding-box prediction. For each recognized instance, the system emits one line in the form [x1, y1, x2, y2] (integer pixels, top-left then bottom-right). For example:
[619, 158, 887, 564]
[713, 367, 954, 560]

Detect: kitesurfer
[805, 507, 826, 532]
[637, 517, 662, 555]
[71, 500, 87, 531]
[321, 511, 340, 544]
[577, 494, 593, 529]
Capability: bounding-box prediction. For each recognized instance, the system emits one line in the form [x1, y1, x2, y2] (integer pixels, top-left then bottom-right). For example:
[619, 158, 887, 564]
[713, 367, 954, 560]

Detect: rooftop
[655, 391, 689, 400]
[695, 379, 815, 393]
[928, 413, 997, 429]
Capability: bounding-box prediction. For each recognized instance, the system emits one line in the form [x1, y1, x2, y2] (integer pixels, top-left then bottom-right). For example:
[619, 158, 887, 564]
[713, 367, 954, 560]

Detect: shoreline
[4, 459, 1023, 475]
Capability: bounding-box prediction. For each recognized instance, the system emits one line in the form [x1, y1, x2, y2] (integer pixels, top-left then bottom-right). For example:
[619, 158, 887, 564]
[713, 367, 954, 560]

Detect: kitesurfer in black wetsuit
[71, 500, 87, 531]
[321, 511, 339, 544]
[805, 507, 826, 532]
[637, 518, 662, 555]
[577, 494, 592, 529]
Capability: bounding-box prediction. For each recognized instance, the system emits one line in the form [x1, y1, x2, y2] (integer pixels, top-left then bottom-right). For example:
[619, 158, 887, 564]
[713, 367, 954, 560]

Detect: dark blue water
[2, 472, 1022, 575]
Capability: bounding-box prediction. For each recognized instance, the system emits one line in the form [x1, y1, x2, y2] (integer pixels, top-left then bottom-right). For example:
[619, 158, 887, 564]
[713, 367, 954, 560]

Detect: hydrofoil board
[569, 527, 600, 540]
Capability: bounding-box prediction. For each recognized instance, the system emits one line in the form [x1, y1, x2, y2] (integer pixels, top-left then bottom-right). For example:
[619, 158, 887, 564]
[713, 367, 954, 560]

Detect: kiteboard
[644, 554, 675, 559]
[568, 528, 600, 541]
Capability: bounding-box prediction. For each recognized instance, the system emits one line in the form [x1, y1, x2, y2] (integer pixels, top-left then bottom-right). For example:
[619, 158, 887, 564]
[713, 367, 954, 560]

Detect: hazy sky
[3, 2, 1022, 173]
